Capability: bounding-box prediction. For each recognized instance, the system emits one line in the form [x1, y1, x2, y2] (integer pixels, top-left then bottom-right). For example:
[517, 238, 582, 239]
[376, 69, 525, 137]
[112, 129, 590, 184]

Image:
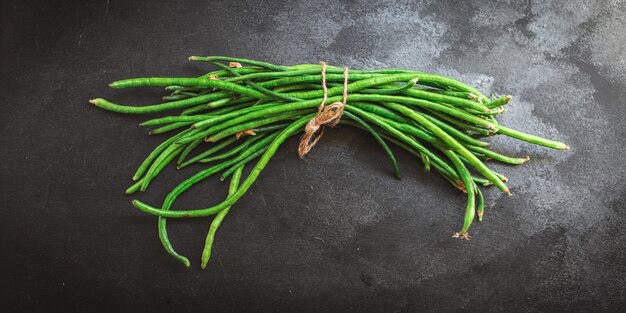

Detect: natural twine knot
[298, 62, 349, 158]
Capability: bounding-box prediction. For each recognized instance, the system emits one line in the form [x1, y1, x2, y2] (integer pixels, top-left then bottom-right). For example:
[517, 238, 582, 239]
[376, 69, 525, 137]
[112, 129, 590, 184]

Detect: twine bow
[298, 62, 349, 158]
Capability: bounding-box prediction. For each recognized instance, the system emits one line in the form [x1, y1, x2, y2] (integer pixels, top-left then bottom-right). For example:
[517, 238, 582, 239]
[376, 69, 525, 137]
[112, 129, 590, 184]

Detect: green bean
[487, 95, 512, 108]
[428, 89, 472, 98]
[89, 91, 232, 114]
[346, 106, 458, 180]
[178, 136, 239, 168]
[132, 128, 193, 181]
[158, 211, 190, 267]
[372, 130, 464, 188]
[402, 88, 490, 112]
[178, 139, 204, 165]
[162, 95, 189, 101]
[149, 121, 194, 135]
[285, 73, 423, 100]
[343, 111, 401, 179]
[383, 102, 510, 194]
[141, 144, 184, 191]
[262, 62, 490, 101]
[444, 150, 475, 238]
[180, 103, 212, 115]
[348, 78, 418, 95]
[154, 132, 293, 264]
[201, 165, 244, 269]
[182, 101, 252, 116]
[207, 101, 256, 115]
[198, 66, 266, 79]
[200, 133, 278, 163]
[347, 102, 409, 123]
[109, 78, 270, 101]
[188, 101, 282, 130]
[272, 83, 321, 93]
[476, 187, 485, 222]
[206, 97, 233, 109]
[252, 122, 294, 133]
[209, 61, 305, 102]
[220, 146, 269, 181]
[455, 153, 508, 183]
[385, 102, 490, 147]
[164, 85, 188, 91]
[132, 115, 315, 218]
[188, 93, 493, 147]
[256, 73, 381, 89]
[207, 109, 312, 142]
[348, 94, 498, 129]
[190, 56, 289, 71]
[89, 57, 573, 265]
[224, 68, 353, 82]
[248, 58, 488, 99]
[140, 115, 212, 127]
[466, 145, 530, 165]
[497, 125, 569, 150]
[125, 179, 143, 195]
[423, 108, 493, 136]
[177, 96, 239, 116]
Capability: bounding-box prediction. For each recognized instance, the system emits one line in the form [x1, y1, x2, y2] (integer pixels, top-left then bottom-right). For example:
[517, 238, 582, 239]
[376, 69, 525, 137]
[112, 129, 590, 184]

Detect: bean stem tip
[453, 232, 471, 240]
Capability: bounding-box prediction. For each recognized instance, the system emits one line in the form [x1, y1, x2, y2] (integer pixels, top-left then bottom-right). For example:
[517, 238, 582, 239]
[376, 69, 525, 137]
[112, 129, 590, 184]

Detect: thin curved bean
[132, 115, 314, 218]
[178, 136, 239, 168]
[444, 150, 476, 238]
[343, 111, 401, 179]
[132, 128, 193, 181]
[89, 91, 232, 114]
[149, 121, 194, 135]
[200, 132, 278, 163]
[201, 166, 243, 269]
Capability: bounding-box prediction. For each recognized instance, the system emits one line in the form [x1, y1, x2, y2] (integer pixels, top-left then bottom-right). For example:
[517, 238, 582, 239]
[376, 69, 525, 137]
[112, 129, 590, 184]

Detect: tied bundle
[90, 56, 569, 268]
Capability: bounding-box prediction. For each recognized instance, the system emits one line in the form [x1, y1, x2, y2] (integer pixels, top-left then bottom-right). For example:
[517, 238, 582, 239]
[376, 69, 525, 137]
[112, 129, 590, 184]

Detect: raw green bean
[162, 95, 189, 101]
[201, 165, 244, 268]
[178, 136, 239, 168]
[207, 109, 312, 142]
[466, 145, 530, 165]
[487, 95, 512, 108]
[209, 61, 305, 102]
[200, 132, 278, 163]
[108, 78, 269, 100]
[345, 106, 459, 180]
[444, 150, 475, 238]
[141, 144, 184, 191]
[178, 139, 204, 165]
[140, 115, 213, 127]
[89, 56, 573, 264]
[132, 128, 193, 181]
[190, 56, 289, 71]
[476, 187, 485, 222]
[343, 111, 401, 179]
[89, 91, 232, 114]
[181, 103, 211, 115]
[383, 102, 510, 194]
[220, 146, 269, 181]
[497, 125, 569, 150]
[132, 115, 315, 218]
[149, 121, 194, 135]
[356, 78, 418, 95]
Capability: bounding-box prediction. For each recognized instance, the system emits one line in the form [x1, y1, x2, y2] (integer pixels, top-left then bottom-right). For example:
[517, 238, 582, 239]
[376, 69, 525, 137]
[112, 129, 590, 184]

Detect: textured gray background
[1, 0, 625, 312]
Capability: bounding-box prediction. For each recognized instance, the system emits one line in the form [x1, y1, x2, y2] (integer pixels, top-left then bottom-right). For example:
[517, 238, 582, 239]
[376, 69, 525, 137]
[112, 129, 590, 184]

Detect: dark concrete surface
[1, 0, 625, 311]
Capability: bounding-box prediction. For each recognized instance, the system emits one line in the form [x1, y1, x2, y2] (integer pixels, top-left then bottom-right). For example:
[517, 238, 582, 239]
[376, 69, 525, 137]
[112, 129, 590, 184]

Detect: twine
[297, 62, 349, 158]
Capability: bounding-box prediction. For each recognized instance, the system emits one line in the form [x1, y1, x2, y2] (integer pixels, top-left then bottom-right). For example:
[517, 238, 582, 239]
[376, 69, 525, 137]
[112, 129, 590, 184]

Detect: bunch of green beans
[90, 56, 568, 268]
